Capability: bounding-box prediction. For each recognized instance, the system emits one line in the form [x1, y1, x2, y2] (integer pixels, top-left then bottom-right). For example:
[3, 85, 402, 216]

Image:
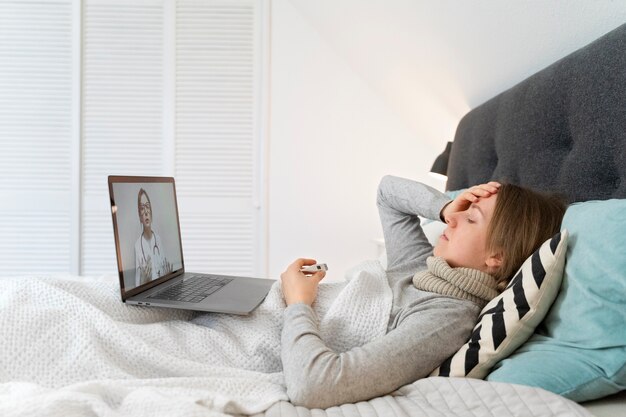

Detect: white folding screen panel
[81, 0, 165, 276]
[80, 0, 265, 277]
[175, 0, 262, 276]
[0, 0, 266, 278]
[0, 0, 78, 276]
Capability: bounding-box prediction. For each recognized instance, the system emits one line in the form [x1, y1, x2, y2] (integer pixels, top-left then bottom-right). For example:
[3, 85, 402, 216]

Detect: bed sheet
[0, 262, 390, 416]
[255, 378, 592, 417]
[581, 390, 626, 417]
[0, 272, 594, 417]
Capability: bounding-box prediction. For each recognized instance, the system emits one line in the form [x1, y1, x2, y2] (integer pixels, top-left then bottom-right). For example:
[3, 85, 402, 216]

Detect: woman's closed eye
[466, 214, 475, 224]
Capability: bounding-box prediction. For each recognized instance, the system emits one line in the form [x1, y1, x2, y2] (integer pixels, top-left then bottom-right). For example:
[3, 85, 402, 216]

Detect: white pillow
[431, 230, 569, 379]
[422, 219, 446, 246]
[378, 220, 445, 269]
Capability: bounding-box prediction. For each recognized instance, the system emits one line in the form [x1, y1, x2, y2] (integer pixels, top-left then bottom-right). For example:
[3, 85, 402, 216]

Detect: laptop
[108, 175, 274, 315]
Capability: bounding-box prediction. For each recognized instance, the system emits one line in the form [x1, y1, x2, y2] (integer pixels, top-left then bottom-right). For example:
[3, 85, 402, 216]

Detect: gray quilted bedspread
[252, 377, 592, 417]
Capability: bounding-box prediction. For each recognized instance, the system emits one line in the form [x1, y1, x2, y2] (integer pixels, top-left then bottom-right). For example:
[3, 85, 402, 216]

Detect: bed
[1, 23, 625, 417]
[444, 21, 626, 417]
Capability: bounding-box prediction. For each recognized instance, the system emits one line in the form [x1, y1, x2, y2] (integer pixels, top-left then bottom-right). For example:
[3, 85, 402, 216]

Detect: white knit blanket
[0, 260, 392, 417]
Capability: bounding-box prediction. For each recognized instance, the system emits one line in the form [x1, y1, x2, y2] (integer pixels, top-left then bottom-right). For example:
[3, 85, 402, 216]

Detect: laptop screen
[109, 178, 184, 294]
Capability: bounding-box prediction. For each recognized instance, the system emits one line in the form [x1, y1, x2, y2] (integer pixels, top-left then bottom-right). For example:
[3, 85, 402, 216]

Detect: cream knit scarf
[412, 256, 499, 308]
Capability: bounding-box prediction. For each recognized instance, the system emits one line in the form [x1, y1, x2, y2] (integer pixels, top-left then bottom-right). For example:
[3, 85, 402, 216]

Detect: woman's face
[433, 194, 499, 272]
[139, 193, 152, 228]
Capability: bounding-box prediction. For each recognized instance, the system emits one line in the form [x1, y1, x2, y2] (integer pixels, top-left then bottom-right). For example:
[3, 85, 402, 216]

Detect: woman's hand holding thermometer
[281, 259, 327, 306]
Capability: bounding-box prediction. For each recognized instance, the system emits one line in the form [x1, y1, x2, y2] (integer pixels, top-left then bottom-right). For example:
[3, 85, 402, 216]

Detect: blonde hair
[486, 183, 566, 291]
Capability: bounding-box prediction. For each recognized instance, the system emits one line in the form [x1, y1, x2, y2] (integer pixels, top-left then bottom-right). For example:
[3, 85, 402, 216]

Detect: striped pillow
[431, 230, 569, 379]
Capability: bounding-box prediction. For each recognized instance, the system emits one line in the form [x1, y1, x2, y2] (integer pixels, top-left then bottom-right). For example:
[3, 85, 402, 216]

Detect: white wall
[267, 0, 626, 281]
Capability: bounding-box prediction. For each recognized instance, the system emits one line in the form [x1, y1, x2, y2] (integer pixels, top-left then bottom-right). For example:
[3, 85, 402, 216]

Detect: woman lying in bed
[279, 175, 565, 408]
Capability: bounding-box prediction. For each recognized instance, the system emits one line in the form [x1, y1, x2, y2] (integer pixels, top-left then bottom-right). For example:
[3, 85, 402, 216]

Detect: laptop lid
[108, 176, 185, 301]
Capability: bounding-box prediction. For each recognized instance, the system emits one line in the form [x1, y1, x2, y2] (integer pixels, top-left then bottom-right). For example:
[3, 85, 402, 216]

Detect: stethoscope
[140, 229, 161, 264]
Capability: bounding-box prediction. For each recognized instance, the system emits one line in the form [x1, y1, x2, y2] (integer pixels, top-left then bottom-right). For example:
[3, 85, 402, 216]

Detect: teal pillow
[445, 189, 464, 200]
[487, 199, 626, 402]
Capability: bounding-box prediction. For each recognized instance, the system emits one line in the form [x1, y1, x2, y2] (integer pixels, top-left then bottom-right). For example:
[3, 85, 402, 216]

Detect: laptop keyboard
[149, 275, 234, 303]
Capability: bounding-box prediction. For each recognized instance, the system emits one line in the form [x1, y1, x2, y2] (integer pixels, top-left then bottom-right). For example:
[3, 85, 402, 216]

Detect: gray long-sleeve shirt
[281, 175, 481, 408]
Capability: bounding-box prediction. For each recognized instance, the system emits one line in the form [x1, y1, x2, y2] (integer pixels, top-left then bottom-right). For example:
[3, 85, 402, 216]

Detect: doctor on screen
[134, 188, 173, 287]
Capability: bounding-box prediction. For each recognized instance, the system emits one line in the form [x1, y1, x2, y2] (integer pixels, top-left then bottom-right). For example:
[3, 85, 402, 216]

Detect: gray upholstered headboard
[446, 23, 626, 203]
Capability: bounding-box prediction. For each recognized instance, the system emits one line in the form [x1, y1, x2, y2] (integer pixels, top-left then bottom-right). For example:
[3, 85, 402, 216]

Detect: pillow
[419, 189, 464, 244]
[431, 230, 568, 379]
[422, 220, 446, 246]
[487, 199, 626, 402]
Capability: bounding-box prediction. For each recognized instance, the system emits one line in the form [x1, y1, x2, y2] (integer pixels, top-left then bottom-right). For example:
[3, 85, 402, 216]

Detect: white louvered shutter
[81, 0, 165, 275]
[81, 0, 266, 278]
[174, 0, 263, 277]
[1, 0, 266, 277]
[0, 0, 77, 276]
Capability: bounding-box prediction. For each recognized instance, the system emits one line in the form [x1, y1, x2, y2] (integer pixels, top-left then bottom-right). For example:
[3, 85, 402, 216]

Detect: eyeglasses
[139, 202, 152, 214]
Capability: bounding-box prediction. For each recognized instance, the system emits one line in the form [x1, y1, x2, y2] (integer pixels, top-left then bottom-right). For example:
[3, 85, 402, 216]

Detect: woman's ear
[485, 251, 503, 272]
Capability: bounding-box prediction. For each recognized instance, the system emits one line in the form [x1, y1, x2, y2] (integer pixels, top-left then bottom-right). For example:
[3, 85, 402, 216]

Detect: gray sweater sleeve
[280, 176, 468, 408]
[281, 299, 477, 409]
[377, 175, 451, 273]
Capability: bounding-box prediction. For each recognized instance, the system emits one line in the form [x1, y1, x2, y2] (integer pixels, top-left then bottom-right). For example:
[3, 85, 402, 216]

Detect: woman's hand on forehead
[441, 182, 501, 220]
[468, 182, 501, 201]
